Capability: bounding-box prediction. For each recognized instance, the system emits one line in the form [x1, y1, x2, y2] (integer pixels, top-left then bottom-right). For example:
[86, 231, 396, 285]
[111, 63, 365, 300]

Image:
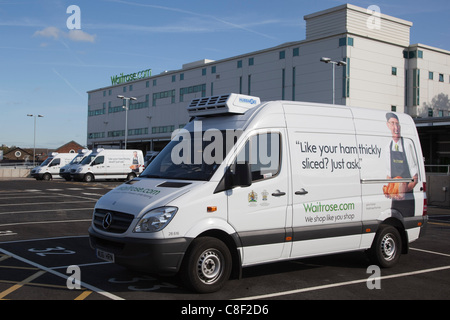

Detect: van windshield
[80, 154, 96, 165]
[141, 129, 241, 181]
[40, 157, 54, 166]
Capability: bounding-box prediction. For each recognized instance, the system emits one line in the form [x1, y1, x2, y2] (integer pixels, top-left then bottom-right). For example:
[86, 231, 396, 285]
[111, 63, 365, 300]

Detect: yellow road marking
[74, 290, 93, 300]
[0, 270, 46, 299]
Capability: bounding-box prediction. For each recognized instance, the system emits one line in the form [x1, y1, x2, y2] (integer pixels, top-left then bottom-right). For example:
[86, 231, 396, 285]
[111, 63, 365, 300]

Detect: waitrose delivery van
[89, 94, 427, 293]
[59, 149, 91, 181]
[71, 148, 144, 182]
[31, 152, 77, 180]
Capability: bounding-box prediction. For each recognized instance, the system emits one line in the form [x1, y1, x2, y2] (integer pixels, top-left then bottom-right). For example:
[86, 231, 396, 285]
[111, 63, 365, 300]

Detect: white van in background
[59, 149, 91, 181]
[89, 93, 428, 293]
[31, 152, 77, 180]
[71, 148, 144, 182]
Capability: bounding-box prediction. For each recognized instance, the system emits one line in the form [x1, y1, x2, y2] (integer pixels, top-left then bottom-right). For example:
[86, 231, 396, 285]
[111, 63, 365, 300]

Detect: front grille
[93, 208, 134, 234]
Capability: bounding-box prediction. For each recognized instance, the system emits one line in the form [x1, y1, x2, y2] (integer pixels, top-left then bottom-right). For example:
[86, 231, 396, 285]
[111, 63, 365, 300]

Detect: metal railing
[425, 165, 450, 175]
[0, 162, 39, 169]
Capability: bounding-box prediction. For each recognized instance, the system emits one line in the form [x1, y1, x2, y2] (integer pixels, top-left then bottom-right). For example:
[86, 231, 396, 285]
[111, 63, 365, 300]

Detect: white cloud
[67, 29, 96, 43]
[33, 26, 96, 43]
[33, 26, 60, 39]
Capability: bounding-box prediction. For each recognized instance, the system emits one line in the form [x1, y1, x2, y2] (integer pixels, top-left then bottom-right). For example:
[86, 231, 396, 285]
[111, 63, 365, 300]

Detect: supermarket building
[86, 3, 450, 162]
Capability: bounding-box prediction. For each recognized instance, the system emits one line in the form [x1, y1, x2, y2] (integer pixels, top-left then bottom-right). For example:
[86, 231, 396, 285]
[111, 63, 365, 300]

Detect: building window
[391, 106, 397, 112]
[292, 67, 296, 101]
[152, 125, 175, 134]
[249, 57, 254, 66]
[129, 84, 133, 91]
[439, 74, 444, 82]
[413, 69, 420, 106]
[88, 132, 105, 139]
[202, 68, 207, 76]
[211, 66, 216, 73]
[153, 79, 157, 86]
[348, 37, 354, 46]
[123, 86, 127, 93]
[339, 37, 354, 47]
[418, 50, 423, 59]
[392, 67, 397, 76]
[342, 57, 350, 98]
[146, 81, 149, 88]
[172, 75, 176, 82]
[293, 48, 299, 57]
[279, 51, 285, 60]
[128, 128, 149, 136]
[180, 73, 184, 81]
[108, 130, 125, 137]
[179, 84, 206, 102]
[428, 108, 433, 117]
[429, 72, 434, 80]
[237, 60, 242, 68]
[153, 89, 176, 106]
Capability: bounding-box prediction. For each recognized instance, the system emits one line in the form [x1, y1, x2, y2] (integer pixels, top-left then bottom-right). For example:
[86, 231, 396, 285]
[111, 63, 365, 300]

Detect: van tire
[42, 173, 52, 181]
[84, 173, 94, 182]
[181, 237, 232, 293]
[368, 225, 402, 268]
[126, 172, 136, 181]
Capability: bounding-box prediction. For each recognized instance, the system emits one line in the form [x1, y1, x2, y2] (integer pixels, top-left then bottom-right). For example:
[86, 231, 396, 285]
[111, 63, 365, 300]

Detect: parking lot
[0, 178, 449, 304]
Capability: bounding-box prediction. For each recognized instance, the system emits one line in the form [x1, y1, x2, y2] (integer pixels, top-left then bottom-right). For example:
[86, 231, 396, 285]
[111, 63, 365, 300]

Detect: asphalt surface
[0, 178, 449, 306]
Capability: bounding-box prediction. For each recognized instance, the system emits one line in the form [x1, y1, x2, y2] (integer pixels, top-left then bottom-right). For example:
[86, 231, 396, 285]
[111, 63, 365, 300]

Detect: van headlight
[134, 207, 178, 233]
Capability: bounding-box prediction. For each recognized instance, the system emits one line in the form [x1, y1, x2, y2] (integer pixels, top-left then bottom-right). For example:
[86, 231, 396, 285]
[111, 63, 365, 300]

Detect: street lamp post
[117, 95, 137, 149]
[27, 114, 44, 166]
[320, 57, 347, 104]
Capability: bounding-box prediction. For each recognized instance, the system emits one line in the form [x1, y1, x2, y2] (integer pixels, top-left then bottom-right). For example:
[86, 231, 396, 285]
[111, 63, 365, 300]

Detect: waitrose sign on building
[111, 68, 152, 85]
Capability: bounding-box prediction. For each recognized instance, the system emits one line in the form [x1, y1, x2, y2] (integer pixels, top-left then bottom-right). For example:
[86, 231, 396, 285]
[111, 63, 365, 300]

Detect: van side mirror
[214, 161, 252, 193]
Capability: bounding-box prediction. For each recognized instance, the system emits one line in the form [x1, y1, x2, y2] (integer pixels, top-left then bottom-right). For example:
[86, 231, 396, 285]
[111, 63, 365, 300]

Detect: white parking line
[0, 200, 95, 207]
[0, 247, 124, 300]
[237, 264, 450, 300]
[0, 208, 94, 215]
[0, 219, 91, 228]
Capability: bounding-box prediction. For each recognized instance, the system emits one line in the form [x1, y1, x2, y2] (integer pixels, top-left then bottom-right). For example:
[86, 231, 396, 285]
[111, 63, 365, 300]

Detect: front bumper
[89, 226, 192, 276]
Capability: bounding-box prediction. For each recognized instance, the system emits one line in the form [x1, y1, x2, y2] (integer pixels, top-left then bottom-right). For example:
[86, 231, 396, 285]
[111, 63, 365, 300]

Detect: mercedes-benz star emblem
[102, 212, 113, 230]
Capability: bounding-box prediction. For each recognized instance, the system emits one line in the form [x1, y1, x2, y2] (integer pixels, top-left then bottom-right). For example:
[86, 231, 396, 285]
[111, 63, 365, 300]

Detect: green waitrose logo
[111, 69, 151, 85]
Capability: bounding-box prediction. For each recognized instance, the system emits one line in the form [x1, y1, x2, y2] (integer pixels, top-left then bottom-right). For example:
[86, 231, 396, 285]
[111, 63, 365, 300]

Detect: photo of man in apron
[385, 113, 419, 217]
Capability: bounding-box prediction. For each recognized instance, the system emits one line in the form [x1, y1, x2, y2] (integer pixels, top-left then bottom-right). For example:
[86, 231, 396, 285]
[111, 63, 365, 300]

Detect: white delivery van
[71, 148, 144, 182]
[59, 149, 91, 181]
[89, 93, 427, 293]
[31, 152, 77, 180]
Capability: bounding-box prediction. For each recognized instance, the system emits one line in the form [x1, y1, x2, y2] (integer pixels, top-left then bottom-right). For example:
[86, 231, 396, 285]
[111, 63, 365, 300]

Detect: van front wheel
[368, 225, 402, 268]
[84, 173, 94, 182]
[181, 237, 232, 293]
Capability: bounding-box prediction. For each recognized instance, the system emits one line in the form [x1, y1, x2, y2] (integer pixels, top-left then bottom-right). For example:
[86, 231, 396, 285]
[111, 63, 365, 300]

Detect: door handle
[272, 190, 286, 197]
[295, 188, 308, 195]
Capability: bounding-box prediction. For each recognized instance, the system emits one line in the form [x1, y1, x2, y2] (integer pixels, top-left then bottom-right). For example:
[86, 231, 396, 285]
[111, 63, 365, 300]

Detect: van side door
[227, 129, 291, 266]
[283, 104, 362, 258]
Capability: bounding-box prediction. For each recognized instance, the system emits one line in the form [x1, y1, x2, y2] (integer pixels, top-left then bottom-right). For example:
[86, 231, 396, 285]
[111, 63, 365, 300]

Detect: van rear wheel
[181, 237, 232, 293]
[368, 225, 402, 268]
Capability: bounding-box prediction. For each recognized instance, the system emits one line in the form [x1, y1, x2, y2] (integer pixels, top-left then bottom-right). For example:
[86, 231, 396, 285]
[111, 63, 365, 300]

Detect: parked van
[31, 152, 77, 180]
[59, 149, 91, 181]
[89, 94, 427, 293]
[71, 148, 144, 182]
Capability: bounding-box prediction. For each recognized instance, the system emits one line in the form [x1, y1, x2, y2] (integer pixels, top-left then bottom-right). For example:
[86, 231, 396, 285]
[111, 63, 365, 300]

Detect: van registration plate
[96, 249, 115, 263]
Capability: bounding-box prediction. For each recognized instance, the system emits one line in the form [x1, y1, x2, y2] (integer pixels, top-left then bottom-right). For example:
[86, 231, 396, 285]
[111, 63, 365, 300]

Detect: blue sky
[1, 0, 449, 149]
